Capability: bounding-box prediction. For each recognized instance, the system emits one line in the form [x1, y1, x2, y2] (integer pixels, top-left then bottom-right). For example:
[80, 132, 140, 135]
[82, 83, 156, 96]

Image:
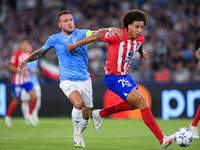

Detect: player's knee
[13, 98, 20, 105]
[29, 91, 37, 101]
[31, 94, 37, 101]
[74, 100, 84, 109]
[138, 96, 148, 109]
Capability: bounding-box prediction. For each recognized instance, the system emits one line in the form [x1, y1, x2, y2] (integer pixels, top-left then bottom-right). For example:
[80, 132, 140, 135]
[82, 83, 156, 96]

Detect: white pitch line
[2, 137, 29, 139]
[0, 134, 150, 140]
[0, 136, 72, 140]
[48, 136, 72, 138]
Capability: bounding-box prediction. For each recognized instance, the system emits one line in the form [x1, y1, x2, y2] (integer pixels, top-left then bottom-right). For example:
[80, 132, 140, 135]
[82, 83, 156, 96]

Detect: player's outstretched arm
[19, 48, 49, 69]
[196, 47, 200, 60]
[67, 32, 102, 53]
[67, 27, 123, 53]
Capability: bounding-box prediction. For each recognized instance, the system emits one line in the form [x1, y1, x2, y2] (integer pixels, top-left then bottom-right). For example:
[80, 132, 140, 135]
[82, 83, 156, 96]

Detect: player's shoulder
[138, 34, 145, 40]
[12, 49, 21, 56]
[74, 28, 89, 32]
[72, 28, 90, 39]
[47, 32, 63, 43]
[74, 28, 89, 36]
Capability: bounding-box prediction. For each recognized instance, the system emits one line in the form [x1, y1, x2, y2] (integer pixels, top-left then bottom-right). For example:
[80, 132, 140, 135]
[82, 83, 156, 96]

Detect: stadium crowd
[0, 0, 200, 83]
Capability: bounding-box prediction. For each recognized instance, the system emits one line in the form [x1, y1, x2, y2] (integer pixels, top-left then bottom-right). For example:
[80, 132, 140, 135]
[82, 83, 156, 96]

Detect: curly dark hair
[57, 10, 72, 21]
[121, 9, 148, 29]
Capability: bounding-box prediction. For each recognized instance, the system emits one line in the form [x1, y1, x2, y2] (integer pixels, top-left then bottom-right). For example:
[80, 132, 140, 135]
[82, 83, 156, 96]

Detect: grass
[0, 118, 199, 150]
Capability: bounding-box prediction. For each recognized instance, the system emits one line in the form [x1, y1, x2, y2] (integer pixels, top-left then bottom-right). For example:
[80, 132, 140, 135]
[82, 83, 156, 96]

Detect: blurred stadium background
[0, 0, 200, 119]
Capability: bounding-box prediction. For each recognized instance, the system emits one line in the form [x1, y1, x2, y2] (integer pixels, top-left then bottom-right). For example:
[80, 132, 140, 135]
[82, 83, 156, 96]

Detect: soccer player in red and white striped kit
[67, 9, 174, 148]
[4, 39, 37, 127]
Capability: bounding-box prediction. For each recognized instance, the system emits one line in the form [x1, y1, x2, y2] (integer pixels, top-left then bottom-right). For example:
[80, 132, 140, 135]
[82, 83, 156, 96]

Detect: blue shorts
[104, 74, 138, 101]
[12, 82, 34, 98]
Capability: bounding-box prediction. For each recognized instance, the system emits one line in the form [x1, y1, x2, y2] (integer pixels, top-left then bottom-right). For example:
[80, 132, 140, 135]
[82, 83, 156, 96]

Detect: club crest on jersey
[72, 38, 77, 43]
[123, 51, 134, 63]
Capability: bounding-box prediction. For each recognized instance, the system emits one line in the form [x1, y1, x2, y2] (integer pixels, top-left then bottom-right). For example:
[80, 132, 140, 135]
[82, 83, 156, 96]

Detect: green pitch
[0, 118, 199, 150]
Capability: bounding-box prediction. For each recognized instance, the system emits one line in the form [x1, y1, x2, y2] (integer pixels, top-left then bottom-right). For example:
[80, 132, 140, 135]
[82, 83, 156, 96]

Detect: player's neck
[127, 31, 136, 40]
[20, 49, 26, 53]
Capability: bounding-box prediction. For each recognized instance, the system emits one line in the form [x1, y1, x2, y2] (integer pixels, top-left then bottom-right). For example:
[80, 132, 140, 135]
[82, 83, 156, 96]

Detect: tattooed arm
[67, 27, 123, 53]
[19, 47, 49, 69]
[67, 32, 103, 53]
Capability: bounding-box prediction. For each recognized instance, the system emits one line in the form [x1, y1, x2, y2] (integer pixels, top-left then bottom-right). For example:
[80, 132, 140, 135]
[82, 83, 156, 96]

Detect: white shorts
[59, 78, 93, 108]
[21, 84, 41, 101]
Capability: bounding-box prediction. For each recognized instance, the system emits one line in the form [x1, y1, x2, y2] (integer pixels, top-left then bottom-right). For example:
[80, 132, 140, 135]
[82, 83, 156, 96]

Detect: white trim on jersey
[117, 41, 124, 74]
[104, 59, 108, 74]
[123, 40, 131, 75]
[105, 32, 109, 39]
[133, 40, 137, 54]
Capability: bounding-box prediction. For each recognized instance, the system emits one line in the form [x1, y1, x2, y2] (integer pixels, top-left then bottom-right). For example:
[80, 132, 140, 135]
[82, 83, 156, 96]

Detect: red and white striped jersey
[10, 50, 31, 85]
[102, 29, 145, 75]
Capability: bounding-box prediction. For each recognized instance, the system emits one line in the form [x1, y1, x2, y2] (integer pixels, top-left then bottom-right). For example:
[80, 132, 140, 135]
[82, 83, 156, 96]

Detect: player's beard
[63, 28, 74, 35]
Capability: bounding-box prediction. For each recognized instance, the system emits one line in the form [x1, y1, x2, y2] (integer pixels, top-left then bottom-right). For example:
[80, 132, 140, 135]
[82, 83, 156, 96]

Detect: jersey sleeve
[42, 35, 55, 50]
[102, 32, 120, 43]
[140, 34, 145, 44]
[86, 30, 94, 37]
[10, 52, 17, 66]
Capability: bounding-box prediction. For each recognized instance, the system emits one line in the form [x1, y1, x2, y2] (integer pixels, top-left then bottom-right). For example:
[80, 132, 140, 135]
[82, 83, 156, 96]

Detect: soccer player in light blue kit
[19, 10, 122, 147]
[21, 59, 41, 125]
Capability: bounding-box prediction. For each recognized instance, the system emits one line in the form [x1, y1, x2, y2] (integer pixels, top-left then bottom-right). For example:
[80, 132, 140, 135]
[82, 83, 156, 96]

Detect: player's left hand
[67, 43, 76, 54]
[137, 51, 148, 61]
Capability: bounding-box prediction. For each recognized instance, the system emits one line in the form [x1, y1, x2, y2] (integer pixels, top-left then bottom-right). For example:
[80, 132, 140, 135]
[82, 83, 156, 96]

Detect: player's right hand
[137, 51, 148, 61]
[67, 43, 76, 54]
[18, 60, 27, 69]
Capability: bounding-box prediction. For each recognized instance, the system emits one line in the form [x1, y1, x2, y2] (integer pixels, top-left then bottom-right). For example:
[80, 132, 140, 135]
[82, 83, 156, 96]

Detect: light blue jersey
[43, 28, 92, 82]
[29, 60, 39, 85]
